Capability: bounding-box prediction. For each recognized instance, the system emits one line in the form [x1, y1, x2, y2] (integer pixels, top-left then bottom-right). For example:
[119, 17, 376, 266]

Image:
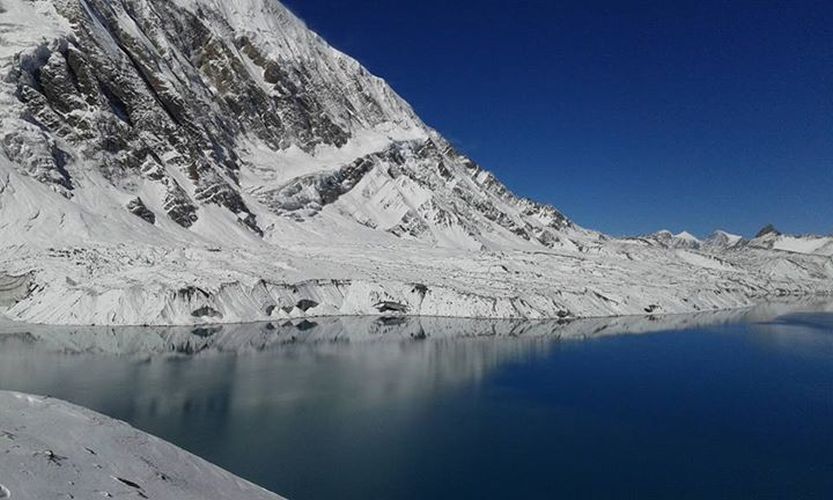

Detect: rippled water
[1, 304, 832, 499]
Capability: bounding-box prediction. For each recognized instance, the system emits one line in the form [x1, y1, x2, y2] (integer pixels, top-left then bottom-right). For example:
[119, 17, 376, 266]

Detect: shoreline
[1, 291, 831, 328]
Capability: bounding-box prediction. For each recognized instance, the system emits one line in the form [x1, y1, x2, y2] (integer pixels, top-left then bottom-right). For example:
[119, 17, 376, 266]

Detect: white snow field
[0, 0, 830, 326]
[752, 233, 833, 256]
[0, 391, 283, 499]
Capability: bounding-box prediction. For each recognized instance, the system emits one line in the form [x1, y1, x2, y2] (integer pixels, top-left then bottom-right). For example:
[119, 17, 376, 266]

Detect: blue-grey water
[0, 306, 832, 499]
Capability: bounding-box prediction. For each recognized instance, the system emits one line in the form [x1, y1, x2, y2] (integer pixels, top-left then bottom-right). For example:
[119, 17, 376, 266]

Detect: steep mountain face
[0, 0, 575, 251]
[0, 0, 830, 325]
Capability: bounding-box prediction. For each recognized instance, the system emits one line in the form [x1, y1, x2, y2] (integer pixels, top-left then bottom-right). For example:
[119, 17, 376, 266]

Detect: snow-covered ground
[0, 391, 283, 499]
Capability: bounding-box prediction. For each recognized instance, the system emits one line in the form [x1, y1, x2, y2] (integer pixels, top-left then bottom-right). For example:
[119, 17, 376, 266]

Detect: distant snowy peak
[642, 230, 702, 250]
[749, 228, 833, 257]
[0, 0, 581, 251]
[703, 230, 744, 250]
[674, 231, 700, 244]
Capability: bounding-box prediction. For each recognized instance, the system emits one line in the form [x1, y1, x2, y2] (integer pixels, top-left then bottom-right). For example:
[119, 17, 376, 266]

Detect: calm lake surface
[1, 304, 832, 499]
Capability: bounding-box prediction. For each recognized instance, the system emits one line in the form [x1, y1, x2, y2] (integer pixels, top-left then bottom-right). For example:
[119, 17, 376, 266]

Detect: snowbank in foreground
[0, 392, 283, 500]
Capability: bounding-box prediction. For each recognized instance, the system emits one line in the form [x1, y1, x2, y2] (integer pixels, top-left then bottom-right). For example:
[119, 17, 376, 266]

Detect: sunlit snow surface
[0, 391, 283, 499]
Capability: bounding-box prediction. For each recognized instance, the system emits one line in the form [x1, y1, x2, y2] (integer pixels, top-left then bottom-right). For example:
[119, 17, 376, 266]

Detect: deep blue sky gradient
[282, 0, 833, 237]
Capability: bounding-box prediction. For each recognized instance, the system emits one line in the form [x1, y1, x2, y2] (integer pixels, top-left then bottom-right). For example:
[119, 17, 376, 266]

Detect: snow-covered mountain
[640, 230, 702, 250]
[0, 0, 830, 325]
[639, 227, 832, 257]
[702, 230, 744, 250]
[0, 0, 575, 251]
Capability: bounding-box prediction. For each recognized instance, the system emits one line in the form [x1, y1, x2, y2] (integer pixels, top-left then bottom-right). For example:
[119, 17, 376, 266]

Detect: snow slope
[750, 232, 833, 256]
[640, 228, 833, 257]
[0, 391, 283, 499]
[0, 0, 830, 325]
[640, 230, 702, 250]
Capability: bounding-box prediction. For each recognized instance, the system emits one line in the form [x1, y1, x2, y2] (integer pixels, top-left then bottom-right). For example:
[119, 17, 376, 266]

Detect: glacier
[0, 0, 830, 325]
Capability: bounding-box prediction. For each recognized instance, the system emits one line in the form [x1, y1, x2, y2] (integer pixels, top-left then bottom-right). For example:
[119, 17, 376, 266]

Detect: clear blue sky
[282, 0, 833, 237]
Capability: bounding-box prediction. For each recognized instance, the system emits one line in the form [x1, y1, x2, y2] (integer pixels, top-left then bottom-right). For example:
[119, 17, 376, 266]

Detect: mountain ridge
[639, 226, 833, 257]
